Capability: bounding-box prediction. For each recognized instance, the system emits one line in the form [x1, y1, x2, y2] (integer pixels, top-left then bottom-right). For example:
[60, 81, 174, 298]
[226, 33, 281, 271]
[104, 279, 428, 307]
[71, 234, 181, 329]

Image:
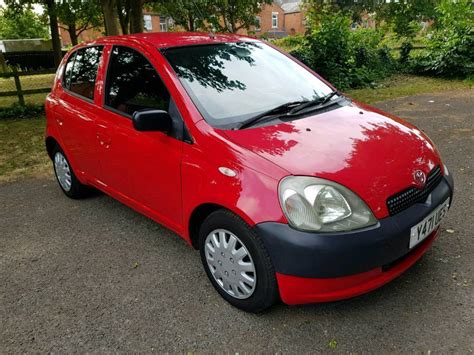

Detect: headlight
[279, 176, 378, 232]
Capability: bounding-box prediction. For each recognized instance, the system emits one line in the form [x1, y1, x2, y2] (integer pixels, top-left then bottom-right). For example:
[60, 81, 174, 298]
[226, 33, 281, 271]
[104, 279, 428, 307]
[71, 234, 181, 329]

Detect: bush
[272, 34, 307, 53]
[411, 0, 474, 77]
[0, 103, 44, 120]
[287, 11, 396, 89]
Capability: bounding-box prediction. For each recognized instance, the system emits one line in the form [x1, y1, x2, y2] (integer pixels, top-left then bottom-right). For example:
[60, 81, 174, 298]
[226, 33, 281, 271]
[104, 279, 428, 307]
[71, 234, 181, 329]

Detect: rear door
[54, 46, 104, 179]
[94, 45, 185, 231]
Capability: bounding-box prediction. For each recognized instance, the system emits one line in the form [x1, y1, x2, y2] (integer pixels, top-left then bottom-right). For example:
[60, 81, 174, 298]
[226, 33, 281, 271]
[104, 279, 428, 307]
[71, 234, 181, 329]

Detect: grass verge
[346, 75, 474, 104]
[0, 73, 54, 107]
[0, 117, 50, 183]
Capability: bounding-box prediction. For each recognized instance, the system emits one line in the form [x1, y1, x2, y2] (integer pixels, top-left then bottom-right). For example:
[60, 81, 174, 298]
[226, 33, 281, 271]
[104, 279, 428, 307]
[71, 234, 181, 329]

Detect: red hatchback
[45, 33, 454, 312]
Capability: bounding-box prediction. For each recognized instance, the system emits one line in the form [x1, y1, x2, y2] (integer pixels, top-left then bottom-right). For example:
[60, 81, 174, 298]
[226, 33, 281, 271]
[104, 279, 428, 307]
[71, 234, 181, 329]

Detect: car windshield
[162, 42, 334, 129]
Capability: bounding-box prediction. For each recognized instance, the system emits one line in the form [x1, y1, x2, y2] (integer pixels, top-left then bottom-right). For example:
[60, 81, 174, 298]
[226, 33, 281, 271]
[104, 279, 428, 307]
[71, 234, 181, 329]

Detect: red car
[45, 33, 454, 312]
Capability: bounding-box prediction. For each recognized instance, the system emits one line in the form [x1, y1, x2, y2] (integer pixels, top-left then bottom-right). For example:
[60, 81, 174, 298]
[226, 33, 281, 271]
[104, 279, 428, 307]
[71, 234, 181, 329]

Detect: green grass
[0, 73, 54, 107]
[0, 117, 50, 183]
[346, 75, 474, 104]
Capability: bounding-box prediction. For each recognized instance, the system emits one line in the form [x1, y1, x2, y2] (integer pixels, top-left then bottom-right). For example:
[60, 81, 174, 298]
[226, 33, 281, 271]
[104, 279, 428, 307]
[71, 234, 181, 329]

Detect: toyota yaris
[45, 33, 454, 312]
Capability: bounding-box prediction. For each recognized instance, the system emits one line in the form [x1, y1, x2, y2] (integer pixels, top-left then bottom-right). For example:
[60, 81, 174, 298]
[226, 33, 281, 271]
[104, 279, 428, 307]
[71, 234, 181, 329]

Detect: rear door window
[67, 46, 103, 100]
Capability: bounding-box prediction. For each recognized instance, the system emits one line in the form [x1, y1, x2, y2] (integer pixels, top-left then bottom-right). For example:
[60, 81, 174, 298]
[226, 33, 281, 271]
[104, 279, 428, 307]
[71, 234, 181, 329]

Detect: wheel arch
[45, 136, 59, 160]
[187, 203, 255, 250]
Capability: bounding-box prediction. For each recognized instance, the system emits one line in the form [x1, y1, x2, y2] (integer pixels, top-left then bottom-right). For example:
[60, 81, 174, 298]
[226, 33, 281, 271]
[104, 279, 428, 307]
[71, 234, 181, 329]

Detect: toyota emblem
[413, 170, 426, 187]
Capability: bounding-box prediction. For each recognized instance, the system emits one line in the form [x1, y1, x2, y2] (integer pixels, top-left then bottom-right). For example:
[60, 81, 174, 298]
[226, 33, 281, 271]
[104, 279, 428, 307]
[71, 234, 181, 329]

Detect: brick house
[252, 2, 287, 38]
[280, 1, 305, 35]
[249, 1, 306, 37]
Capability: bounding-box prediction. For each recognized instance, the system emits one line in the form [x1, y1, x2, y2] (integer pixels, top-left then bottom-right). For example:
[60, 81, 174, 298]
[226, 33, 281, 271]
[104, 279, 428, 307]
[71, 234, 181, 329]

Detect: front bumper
[255, 175, 454, 305]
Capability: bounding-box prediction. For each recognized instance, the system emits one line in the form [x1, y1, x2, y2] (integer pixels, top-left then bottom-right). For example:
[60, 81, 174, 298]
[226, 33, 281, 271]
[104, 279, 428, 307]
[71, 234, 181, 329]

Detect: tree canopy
[153, 0, 272, 33]
[0, 5, 49, 39]
[57, 0, 103, 45]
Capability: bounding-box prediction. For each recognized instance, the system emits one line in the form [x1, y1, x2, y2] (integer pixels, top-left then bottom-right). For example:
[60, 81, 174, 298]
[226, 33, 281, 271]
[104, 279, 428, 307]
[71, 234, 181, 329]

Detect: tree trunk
[188, 14, 194, 32]
[129, 0, 144, 34]
[45, 0, 62, 67]
[101, 0, 121, 36]
[117, 0, 130, 35]
[68, 23, 78, 46]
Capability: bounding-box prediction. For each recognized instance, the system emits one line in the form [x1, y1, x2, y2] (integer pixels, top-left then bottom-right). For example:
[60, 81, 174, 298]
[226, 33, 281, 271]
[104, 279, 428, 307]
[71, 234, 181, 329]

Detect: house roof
[281, 1, 302, 14]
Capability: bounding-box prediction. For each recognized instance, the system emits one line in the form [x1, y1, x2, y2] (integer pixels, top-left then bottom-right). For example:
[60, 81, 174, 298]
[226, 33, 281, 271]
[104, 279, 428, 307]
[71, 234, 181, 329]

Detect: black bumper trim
[255, 176, 454, 279]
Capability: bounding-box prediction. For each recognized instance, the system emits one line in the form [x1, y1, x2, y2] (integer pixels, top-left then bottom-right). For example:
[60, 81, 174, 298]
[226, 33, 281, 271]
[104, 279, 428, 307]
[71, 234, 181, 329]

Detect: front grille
[386, 166, 443, 216]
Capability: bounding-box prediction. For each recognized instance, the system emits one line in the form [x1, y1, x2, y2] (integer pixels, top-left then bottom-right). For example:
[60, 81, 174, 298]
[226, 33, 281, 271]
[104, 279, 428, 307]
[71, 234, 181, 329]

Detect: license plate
[409, 198, 450, 249]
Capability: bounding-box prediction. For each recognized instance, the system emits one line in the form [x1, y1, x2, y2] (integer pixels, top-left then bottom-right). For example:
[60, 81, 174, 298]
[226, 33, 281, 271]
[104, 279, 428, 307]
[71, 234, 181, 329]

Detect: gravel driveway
[1, 90, 473, 353]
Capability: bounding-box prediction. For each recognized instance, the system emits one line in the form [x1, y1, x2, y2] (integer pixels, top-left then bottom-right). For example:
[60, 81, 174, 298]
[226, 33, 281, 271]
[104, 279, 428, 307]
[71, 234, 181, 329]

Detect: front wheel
[199, 210, 279, 313]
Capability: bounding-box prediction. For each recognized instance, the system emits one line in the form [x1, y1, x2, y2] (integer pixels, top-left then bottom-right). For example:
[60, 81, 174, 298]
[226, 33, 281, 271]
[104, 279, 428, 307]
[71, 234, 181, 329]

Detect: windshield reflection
[163, 42, 333, 128]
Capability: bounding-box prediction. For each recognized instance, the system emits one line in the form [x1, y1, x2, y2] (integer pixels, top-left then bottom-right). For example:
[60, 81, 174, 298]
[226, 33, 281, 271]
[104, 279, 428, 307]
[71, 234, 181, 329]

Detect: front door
[95, 45, 184, 231]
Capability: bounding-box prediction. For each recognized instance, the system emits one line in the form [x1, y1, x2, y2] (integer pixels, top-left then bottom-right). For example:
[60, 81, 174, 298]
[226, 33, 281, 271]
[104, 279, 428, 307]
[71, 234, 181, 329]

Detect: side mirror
[132, 109, 172, 132]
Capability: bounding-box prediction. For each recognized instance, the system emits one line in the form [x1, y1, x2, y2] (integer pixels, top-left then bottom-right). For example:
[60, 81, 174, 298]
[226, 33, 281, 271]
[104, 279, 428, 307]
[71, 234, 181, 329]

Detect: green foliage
[411, 0, 474, 77]
[153, 0, 271, 33]
[0, 5, 49, 40]
[152, 0, 212, 31]
[289, 11, 395, 89]
[272, 34, 307, 52]
[399, 41, 414, 64]
[375, 0, 437, 39]
[303, 0, 377, 22]
[210, 0, 272, 33]
[0, 102, 44, 120]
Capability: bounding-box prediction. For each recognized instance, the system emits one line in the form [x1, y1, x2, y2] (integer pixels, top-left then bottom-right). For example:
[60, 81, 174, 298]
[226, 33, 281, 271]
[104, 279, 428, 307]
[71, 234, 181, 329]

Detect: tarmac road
[1, 90, 473, 353]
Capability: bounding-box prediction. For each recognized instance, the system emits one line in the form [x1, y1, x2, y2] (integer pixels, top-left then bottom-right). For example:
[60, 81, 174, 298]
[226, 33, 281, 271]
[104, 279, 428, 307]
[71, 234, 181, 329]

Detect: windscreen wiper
[237, 100, 307, 130]
[288, 90, 340, 115]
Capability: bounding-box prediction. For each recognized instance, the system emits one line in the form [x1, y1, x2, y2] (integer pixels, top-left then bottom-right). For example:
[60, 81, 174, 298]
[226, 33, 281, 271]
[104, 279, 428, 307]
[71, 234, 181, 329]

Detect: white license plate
[409, 198, 450, 249]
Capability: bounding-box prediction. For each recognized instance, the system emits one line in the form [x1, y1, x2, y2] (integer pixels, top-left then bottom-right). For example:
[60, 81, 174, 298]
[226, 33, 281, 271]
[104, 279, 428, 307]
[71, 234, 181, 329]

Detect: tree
[100, 0, 120, 35]
[57, 0, 102, 46]
[154, 0, 272, 33]
[5, 0, 62, 66]
[0, 5, 49, 39]
[375, 0, 439, 38]
[116, 0, 130, 34]
[152, 0, 212, 31]
[116, 0, 149, 34]
[129, 0, 144, 33]
[211, 0, 272, 33]
[304, 0, 377, 24]
[44, 0, 62, 66]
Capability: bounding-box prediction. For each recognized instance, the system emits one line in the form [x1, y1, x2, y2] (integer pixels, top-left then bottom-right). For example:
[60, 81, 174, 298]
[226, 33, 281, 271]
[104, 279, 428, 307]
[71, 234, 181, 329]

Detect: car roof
[89, 32, 258, 49]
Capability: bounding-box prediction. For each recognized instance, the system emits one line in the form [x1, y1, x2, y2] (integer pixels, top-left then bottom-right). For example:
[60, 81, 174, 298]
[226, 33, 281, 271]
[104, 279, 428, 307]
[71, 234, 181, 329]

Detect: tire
[199, 209, 279, 313]
[52, 145, 91, 199]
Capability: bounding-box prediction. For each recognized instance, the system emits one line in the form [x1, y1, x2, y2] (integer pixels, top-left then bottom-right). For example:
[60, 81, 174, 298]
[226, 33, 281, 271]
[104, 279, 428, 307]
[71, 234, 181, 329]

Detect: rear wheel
[199, 209, 279, 313]
[52, 146, 91, 199]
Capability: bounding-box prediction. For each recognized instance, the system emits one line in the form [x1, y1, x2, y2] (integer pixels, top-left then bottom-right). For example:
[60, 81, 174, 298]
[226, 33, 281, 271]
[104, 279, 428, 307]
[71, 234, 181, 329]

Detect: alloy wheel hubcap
[54, 152, 72, 192]
[204, 229, 257, 299]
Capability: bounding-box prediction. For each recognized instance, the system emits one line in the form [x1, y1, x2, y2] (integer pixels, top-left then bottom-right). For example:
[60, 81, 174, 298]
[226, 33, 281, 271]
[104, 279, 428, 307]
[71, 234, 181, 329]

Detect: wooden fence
[0, 68, 56, 106]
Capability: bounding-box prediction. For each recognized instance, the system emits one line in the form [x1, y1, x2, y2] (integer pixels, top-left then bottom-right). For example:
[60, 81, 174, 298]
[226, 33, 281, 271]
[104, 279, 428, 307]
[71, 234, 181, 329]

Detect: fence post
[0, 51, 7, 72]
[12, 67, 25, 106]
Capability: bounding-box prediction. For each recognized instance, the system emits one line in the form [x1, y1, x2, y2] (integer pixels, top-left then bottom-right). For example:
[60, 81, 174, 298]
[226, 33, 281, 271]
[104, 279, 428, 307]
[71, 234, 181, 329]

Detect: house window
[160, 16, 168, 32]
[144, 15, 152, 31]
[255, 16, 261, 31]
[272, 12, 278, 29]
